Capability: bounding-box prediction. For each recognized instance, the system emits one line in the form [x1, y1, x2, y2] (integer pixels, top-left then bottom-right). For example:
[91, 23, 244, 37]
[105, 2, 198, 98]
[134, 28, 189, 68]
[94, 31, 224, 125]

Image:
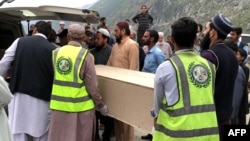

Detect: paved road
[97, 127, 149, 141]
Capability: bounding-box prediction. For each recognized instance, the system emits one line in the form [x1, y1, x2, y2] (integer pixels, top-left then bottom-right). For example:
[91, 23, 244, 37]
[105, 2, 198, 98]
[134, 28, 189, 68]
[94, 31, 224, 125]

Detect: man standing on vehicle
[0, 21, 55, 141]
[97, 17, 109, 30]
[132, 5, 153, 47]
[230, 26, 249, 64]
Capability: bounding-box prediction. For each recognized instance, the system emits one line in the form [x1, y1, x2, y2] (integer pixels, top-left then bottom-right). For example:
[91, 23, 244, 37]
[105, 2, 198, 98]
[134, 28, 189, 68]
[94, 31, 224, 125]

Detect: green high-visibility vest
[153, 51, 219, 141]
[50, 45, 95, 112]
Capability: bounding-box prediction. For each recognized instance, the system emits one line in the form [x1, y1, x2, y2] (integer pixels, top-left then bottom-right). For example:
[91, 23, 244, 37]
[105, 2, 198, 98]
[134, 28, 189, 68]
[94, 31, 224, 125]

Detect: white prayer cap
[59, 21, 65, 25]
[98, 28, 110, 37]
[158, 32, 164, 36]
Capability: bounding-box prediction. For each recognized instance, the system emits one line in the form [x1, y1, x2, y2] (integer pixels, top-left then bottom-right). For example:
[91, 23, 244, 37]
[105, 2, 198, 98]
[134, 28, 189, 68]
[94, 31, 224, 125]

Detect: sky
[1, 0, 99, 8]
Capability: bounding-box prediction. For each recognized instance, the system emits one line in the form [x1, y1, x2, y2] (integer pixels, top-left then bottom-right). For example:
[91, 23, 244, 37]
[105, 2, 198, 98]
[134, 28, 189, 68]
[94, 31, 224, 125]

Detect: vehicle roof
[0, 5, 100, 23]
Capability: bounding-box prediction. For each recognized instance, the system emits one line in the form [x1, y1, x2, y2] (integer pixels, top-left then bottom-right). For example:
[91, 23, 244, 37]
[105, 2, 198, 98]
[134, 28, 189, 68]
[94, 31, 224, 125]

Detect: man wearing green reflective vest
[151, 17, 219, 141]
[48, 24, 108, 141]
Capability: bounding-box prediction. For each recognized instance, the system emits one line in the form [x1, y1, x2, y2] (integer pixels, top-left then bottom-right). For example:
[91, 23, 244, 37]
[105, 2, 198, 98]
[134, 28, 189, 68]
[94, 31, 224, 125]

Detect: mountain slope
[91, 0, 250, 36]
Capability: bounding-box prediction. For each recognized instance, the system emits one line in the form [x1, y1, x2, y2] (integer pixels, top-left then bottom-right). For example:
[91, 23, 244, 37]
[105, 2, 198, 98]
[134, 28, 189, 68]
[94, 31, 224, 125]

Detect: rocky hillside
[91, 0, 250, 36]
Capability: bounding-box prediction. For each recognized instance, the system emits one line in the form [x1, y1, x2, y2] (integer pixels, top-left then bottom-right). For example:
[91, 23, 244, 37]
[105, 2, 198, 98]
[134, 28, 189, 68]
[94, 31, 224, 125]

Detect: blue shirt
[142, 45, 165, 73]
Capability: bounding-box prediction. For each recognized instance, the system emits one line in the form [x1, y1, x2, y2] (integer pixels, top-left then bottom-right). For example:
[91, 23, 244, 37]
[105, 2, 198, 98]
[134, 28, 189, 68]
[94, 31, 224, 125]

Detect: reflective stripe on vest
[155, 124, 218, 138]
[51, 94, 91, 103]
[154, 52, 219, 140]
[50, 46, 95, 112]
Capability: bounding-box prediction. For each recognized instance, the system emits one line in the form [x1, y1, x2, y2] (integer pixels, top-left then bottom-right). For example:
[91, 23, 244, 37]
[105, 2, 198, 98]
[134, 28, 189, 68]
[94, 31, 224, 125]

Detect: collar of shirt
[193, 45, 200, 51]
[148, 44, 158, 53]
[68, 41, 82, 47]
[120, 36, 130, 45]
[157, 41, 163, 47]
[237, 40, 240, 46]
[34, 33, 47, 39]
[175, 49, 193, 54]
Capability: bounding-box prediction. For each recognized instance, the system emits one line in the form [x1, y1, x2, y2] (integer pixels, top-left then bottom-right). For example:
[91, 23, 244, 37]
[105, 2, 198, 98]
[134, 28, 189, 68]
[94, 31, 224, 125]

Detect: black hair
[231, 27, 243, 35]
[171, 17, 197, 48]
[238, 47, 247, 61]
[224, 40, 238, 53]
[197, 23, 203, 32]
[97, 31, 110, 43]
[85, 30, 94, 37]
[85, 25, 91, 30]
[35, 21, 52, 37]
[100, 17, 106, 21]
[47, 29, 57, 42]
[145, 29, 159, 43]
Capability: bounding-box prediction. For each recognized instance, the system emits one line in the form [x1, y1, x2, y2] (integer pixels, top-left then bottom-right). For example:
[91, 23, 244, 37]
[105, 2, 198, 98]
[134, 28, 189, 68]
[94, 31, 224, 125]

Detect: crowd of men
[0, 4, 250, 141]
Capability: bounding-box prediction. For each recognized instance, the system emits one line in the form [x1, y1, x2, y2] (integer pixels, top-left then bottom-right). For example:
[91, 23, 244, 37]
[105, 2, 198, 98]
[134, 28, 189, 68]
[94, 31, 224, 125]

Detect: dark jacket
[9, 35, 56, 101]
[238, 63, 250, 124]
[202, 43, 238, 120]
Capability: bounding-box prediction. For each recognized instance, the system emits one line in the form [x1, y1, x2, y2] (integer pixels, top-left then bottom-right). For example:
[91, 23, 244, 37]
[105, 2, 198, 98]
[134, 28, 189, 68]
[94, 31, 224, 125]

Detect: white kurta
[0, 108, 12, 141]
[0, 76, 13, 141]
[8, 93, 51, 137]
[0, 34, 51, 138]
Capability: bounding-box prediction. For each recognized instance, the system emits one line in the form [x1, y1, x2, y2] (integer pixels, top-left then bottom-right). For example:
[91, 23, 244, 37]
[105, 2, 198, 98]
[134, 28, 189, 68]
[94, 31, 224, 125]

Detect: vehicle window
[21, 20, 85, 35]
[241, 36, 250, 44]
[0, 29, 15, 49]
[0, 24, 19, 59]
[0, 6, 100, 59]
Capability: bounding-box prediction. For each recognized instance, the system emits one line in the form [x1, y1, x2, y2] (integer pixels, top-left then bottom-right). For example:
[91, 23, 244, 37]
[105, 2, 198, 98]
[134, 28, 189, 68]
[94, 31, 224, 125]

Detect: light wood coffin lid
[95, 65, 155, 133]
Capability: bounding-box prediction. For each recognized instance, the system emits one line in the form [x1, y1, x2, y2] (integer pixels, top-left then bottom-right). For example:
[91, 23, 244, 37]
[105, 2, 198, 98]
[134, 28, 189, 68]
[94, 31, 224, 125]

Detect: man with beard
[140, 29, 165, 140]
[0, 21, 55, 141]
[156, 32, 173, 59]
[107, 21, 139, 141]
[200, 14, 238, 141]
[142, 29, 165, 73]
[84, 30, 96, 49]
[97, 17, 109, 30]
[90, 28, 114, 141]
[91, 28, 112, 65]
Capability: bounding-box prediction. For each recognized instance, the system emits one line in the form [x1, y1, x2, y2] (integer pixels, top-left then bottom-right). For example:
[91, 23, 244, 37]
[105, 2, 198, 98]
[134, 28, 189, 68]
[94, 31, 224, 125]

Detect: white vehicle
[227, 33, 250, 44]
[240, 33, 250, 44]
[0, 5, 100, 58]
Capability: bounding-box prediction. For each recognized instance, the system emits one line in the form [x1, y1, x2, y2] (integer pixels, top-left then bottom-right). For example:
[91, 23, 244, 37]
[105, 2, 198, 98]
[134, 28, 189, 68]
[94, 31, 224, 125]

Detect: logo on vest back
[188, 62, 211, 88]
[56, 57, 72, 75]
